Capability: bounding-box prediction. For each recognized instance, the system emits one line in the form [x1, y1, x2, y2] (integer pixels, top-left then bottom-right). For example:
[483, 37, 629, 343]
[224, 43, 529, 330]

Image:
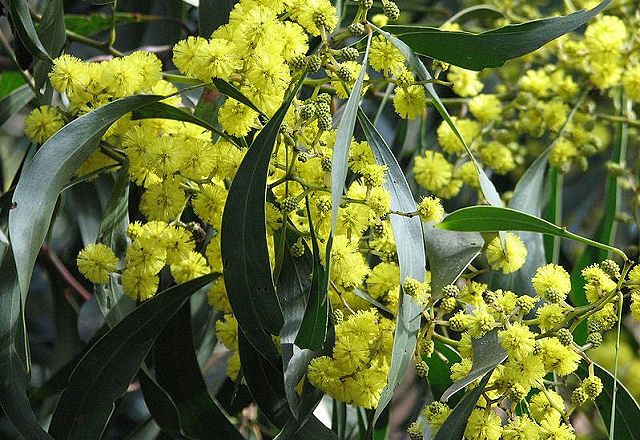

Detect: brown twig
[41, 243, 91, 301]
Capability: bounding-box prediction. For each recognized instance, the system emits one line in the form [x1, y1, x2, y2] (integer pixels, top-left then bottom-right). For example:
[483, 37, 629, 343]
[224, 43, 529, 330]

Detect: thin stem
[609, 290, 624, 439]
[65, 30, 124, 57]
[40, 243, 91, 301]
[596, 113, 640, 127]
[552, 171, 563, 264]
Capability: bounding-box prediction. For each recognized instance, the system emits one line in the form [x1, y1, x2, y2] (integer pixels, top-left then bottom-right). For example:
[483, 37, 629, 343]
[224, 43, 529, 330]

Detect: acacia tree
[1, 0, 640, 438]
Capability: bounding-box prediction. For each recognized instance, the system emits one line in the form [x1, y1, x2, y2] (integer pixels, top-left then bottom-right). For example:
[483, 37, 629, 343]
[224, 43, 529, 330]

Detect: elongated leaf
[375, 26, 502, 208]
[577, 362, 640, 439]
[9, 94, 163, 300]
[433, 372, 492, 440]
[138, 369, 182, 437]
[441, 330, 506, 401]
[438, 205, 627, 260]
[295, 199, 328, 351]
[387, 0, 610, 71]
[154, 302, 242, 439]
[199, 0, 236, 36]
[0, 85, 34, 128]
[423, 223, 482, 300]
[131, 101, 243, 148]
[238, 331, 289, 427]
[357, 111, 426, 421]
[95, 169, 134, 325]
[212, 78, 265, 116]
[221, 77, 305, 361]
[331, 35, 372, 238]
[0, 249, 52, 439]
[48, 274, 215, 440]
[33, 0, 65, 92]
[8, 0, 51, 61]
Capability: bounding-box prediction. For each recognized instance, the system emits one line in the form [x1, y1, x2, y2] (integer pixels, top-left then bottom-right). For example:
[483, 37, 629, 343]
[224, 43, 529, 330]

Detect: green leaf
[238, 331, 289, 427]
[0, 84, 34, 128]
[48, 274, 215, 440]
[294, 198, 328, 352]
[138, 369, 182, 437]
[153, 302, 243, 439]
[331, 34, 371, 240]
[8, 0, 51, 61]
[441, 330, 506, 402]
[212, 78, 265, 116]
[386, 0, 610, 71]
[64, 13, 138, 37]
[199, 0, 236, 37]
[9, 94, 163, 300]
[33, 0, 65, 92]
[374, 25, 503, 208]
[577, 362, 640, 439]
[131, 101, 243, 149]
[0, 71, 26, 99]
[423, 223, 482, 300]
[433, 372, 492, 440]
[95, 169, 135, 325]
[357, 111, 426, 422]
[438, 205, 627, 261]
[0, 248, 52, 439]
[221, 77, 305, 360]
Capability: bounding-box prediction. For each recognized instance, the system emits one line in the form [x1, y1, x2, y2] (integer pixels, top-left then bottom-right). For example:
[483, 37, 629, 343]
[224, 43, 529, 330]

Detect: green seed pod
[440, 297, 457, 313]
[587, 331, 603, 348]
[307, 55, 323, 72]
[348, 22, 365, 35]
[383, 1, 400, 20]
[415, 361, 429, 377]
[317, 113, 333, 131]
[337, 65, 354, 82]
[341, 47, 360, 61]
[281, 196, 298, 213]
[557, 328, 573, 346]
[442, 284, 459, 298]
[600, 259, 620, 279]
[571, 387, 588, 407]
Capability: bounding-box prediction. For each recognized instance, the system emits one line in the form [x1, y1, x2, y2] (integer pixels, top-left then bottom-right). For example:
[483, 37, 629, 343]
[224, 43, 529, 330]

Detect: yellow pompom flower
[486, 233, 527, 274]
[423, 402, 451, 433]
[367, 262, 400, 299]
[417, 196, 444, 223]
[170, 251, 210, 283]
[172, 36, 208, 77]
[208, 277, 232, 313]
[539, 419, 575, 440]
[290, 0, 338, 36]
[623, 64, 640, 102]
[49, 54, 88, 95]
[530, 390, 564, 424]
[125, 237, 167, 275]
[393, 85, 427, 119]
[502, 415, 541, 440]
[630, 292, 640, 321]
[538, 337, 580, 376]
[226, 351, 241, 381]
[332, 334, 370, 374]
[436, 117, 480, 155]
[193, 38, 241, 81]
[369, 35, 405, 76]
[450, 358, 472, 381]
[531, 264, 571, 302]
[479, 141, 516, 175]
[627, 265, 640, 288]
[582, 264, 617, 303]
[468, 94, 502, 122]
[122, 268, 159, 301]
[215, 314, 239, 351]
[192, 180, 227, 228]
[140, 180, 187, 222]
[24, 106, 65, 144]
[218, 100, 258, 137]
[549, 137, 577, 171]
[448, 66, 484, 97]
[77, 243, 119, 284]
[464, 409, 502, 440]
[498, 322, 536, 361]
[413, 151, 454, 193]
[329, 235, 369, 289]
[536, 303, 565, 331]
